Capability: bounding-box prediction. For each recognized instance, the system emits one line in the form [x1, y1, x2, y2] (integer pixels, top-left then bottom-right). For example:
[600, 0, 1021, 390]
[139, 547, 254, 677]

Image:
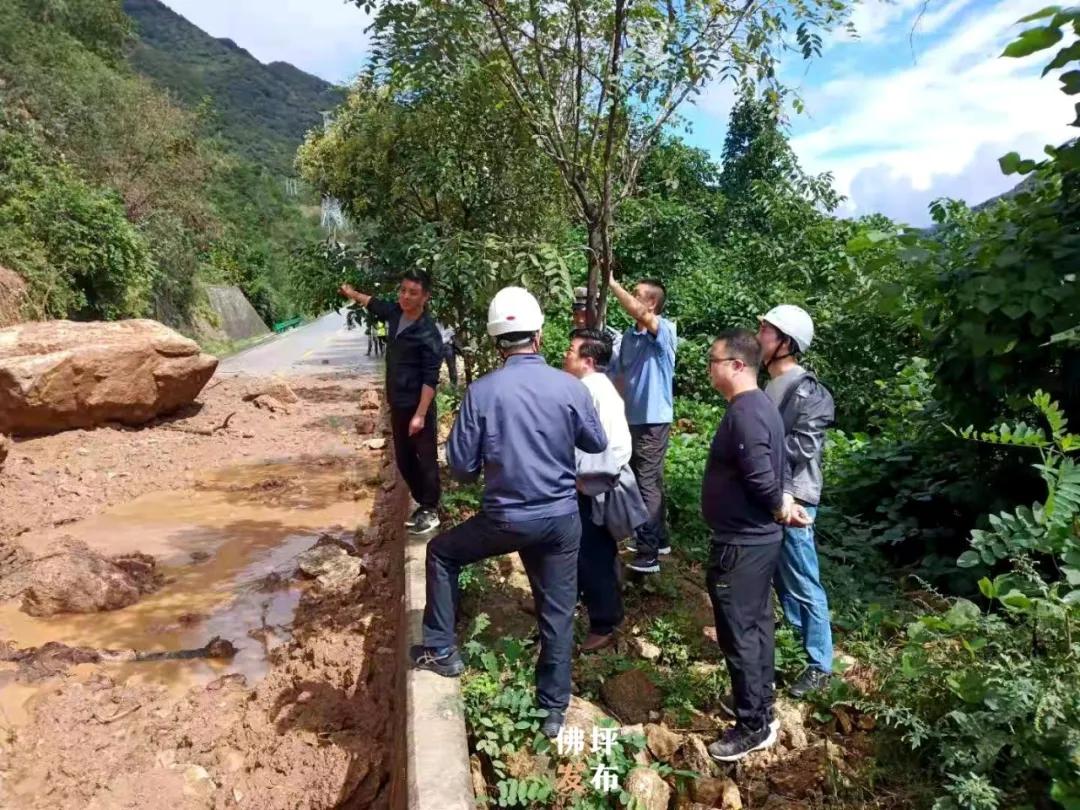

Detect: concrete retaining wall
[203, 284, 270, 341]
[380, 395, 473, 810]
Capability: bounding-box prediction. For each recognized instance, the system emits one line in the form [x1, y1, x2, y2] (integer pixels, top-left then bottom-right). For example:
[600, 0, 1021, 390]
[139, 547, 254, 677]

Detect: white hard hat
[761, 305, 814, 352]
[487, 286, 544, 337]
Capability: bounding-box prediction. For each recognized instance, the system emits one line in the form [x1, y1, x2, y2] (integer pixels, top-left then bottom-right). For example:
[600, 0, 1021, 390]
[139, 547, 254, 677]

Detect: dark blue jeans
[423, 510, 581, 711]
[578, 496, 624, 636]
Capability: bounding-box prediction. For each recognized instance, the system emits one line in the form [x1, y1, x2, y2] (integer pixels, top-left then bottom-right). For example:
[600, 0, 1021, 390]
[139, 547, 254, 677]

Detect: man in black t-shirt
[340, 270, 443, 534]
[701, 329, 810, 763]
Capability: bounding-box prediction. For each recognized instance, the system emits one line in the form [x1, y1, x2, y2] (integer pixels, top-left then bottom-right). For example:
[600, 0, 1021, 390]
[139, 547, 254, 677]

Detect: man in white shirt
[564, 328, 643, 652]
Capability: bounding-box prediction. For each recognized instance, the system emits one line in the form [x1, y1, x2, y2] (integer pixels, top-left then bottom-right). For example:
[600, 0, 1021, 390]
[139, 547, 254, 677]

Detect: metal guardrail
[272, 317, 303, 333]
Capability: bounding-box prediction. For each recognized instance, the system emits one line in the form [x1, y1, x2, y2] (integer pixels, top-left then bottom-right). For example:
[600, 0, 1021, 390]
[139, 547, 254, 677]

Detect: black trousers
[706, 539, 782, 729]
[578, 496, 623, 636]
[443, 344, 458, 386]
[629, 423, 671, 555]
[423, 511, 581, 711]
[389, 406, 440, 509]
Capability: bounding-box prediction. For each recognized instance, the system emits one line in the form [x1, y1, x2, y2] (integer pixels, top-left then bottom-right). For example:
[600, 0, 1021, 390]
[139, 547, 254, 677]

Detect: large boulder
[0, 319, 217, 435]
[20, 539, 162, 617]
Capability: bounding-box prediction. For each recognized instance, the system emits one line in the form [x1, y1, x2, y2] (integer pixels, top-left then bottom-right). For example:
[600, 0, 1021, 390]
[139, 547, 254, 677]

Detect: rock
[20, 539, 162, 617]
[676, 734, 716, 779]
[692, 776, 741, 807]
[0, 434, 8, 470]
[364, 437, 386, 450]
[470, 755, 488, 804]
[251, 393, 290, 414]
[662, 707, 718, 733]
[833, 704, 854, 735]
[312, 533, 357, 555]
[316, 556, 365, 590]
[217, 747, 245, 773]
[0, 319, 217, 436]
[179, 763, 216, 799]
[600, 668, 662, 724]
[296, 544, 348, 578]
[355, 414, 378, 435]
[722, 779, 743, 809]
[628, 636, 662, 661]
[774, 698, 808, 750]
[766, 742, 827, 798]
[359, 389, 381, 411]
[625, 767, 671, 810]
[564, 695, 616, 735]
[645, 723, 685, 763]
[242, 378, 298, 405]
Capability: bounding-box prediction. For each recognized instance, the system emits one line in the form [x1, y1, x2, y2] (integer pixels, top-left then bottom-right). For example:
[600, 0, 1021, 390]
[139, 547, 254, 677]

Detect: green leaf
[999, 151, 1023, 174]
[1061, 69, 1080, 93]
[946, 598, 981, 628]
[977, 577, 998, 599]
[1003, 25, 1064, 58]
[958, 550, 982, 568]
[1000, 590, 1033, 611]
[1018, 5, 1061, 22]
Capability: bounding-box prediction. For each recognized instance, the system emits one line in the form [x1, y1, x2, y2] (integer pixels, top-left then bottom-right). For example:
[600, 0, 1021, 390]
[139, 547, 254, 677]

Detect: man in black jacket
[702, 329, 809, 763]
[340, 271, 443, 534]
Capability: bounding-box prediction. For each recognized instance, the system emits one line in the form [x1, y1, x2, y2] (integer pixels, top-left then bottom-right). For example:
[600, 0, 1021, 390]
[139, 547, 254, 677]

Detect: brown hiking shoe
[580, 632, 615, 653]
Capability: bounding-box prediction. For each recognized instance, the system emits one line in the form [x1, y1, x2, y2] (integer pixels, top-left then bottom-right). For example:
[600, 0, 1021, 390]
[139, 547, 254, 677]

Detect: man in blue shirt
[411, 287, 607, 740]
[606, 277, 677, 573]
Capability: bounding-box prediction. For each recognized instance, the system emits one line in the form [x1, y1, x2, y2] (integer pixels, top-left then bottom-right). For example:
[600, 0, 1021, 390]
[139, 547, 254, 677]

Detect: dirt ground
[0, 373, 407, 809]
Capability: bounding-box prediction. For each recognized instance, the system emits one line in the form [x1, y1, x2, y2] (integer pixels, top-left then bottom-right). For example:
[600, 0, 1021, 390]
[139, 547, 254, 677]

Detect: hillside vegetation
[123, 0, 346, 174]
[0, 0, 333, 333]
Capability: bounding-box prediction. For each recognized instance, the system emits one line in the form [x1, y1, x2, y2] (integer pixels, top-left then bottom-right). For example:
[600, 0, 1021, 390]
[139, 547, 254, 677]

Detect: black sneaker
[626, 553, 660, 574]
[540, 710, 564, 739]
[410, 644, 464, 677]
[789, 667, 831, 698]
[707, 722, 777, 762]
[409, 508, 441, 535]
[625, 541, 672, 555]
[404, 507, 423, 528]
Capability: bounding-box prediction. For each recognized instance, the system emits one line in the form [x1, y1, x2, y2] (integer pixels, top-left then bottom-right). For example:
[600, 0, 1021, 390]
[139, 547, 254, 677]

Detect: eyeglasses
[709, 356, 741, 366]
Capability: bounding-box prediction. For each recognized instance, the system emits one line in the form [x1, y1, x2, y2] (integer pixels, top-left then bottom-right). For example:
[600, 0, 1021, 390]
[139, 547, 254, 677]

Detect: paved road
[216, 309, 383, 380]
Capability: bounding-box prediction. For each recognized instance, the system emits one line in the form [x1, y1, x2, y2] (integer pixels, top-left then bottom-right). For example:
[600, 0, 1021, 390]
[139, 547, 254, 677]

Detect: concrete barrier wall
[203, 284, 271, 341]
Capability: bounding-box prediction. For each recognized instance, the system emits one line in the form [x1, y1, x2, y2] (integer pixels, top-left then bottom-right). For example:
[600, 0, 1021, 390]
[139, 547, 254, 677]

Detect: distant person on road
[563, 328, 646, 653]
[436, 321, 459, 387]
[412, 287, 606, 741]
[758, 305, 836, 699]
[605, 277, 676, 574]
[340, 271, 443, 534]
[701, 329, 810, 763]
[374, 320, 387, 357]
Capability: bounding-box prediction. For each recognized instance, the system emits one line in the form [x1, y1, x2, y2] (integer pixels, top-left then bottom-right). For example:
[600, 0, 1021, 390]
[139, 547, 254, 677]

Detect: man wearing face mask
[340, 270, 443, 534]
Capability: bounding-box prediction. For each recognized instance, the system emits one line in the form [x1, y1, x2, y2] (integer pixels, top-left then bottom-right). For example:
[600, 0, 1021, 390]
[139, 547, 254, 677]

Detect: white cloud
[158, 0, 372, 83]
[791, 0, 1075, 218]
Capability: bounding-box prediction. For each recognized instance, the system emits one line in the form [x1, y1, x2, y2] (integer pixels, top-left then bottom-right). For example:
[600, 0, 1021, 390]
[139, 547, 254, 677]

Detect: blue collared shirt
[447, 354, 607, 521]
[608, 317, 676, 425]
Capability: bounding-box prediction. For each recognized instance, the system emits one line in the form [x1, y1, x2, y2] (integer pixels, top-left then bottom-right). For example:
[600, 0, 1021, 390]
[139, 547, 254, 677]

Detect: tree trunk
[585, 214, 614, 329]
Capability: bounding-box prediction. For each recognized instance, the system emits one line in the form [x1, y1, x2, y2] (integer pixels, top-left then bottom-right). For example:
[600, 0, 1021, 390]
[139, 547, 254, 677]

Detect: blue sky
[160, 0, 1074, 225]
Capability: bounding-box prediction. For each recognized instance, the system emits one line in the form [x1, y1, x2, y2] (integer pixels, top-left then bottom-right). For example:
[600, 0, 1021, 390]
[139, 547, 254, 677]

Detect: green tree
[359, 0, 849, 325]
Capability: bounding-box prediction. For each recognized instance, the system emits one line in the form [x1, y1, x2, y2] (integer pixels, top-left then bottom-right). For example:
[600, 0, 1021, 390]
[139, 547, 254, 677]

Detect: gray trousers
[629, 422, 670, 555]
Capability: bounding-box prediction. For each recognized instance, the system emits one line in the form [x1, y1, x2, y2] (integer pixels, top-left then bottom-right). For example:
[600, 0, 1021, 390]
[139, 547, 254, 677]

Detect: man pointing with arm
[340, 271, 443, 534]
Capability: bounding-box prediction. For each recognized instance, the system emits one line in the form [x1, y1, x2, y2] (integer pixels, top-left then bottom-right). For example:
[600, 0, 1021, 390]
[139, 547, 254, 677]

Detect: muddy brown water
[0, 455, 375, 729]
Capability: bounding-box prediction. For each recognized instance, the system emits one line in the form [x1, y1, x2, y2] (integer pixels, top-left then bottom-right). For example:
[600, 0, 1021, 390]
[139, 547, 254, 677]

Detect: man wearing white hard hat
[411, 287, 607, 740]
[757, 304, 836, 699]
